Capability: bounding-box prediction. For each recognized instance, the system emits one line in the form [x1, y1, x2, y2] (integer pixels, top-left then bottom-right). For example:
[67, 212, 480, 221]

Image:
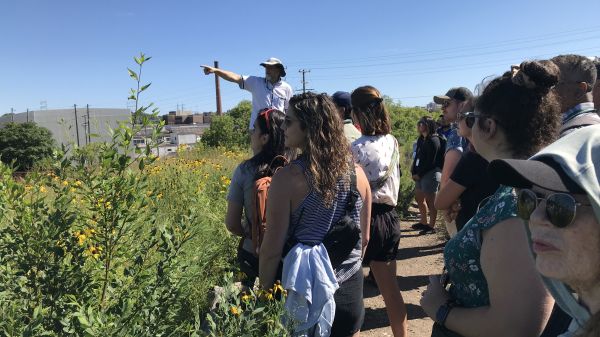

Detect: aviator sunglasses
[517, 189, 583, 228]
[457, 112, 476, 128]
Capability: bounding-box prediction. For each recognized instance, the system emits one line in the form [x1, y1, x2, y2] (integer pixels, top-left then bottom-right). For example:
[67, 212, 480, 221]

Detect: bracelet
[435, 300, 455, 328]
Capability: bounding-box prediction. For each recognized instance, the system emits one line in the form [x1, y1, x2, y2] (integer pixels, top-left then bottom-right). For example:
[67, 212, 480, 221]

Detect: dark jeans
[330, 268, 365, 337]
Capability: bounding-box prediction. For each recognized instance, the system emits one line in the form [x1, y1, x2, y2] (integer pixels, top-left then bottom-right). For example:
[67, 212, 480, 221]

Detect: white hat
[260, 57, 286, 77]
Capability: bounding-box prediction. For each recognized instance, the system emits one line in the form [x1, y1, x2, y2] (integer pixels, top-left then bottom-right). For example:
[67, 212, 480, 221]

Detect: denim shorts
[415, 169, 441, 194]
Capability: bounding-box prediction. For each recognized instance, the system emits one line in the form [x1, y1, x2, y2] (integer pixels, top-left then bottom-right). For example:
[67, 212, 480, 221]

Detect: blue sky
[2, 0, 600, 115]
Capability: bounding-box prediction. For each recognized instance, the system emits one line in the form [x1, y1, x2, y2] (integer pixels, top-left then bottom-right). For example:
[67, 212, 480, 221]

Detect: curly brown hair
[351, 86, 391, 136]
[475, 60, 561, 158]
[288, 92, 351, 207]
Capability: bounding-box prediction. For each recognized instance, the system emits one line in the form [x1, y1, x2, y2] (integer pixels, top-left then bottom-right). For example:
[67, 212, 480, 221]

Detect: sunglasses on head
[258, 108, 274, 130]
[457, 112, 476, 128]
[517, 189, 583, 228]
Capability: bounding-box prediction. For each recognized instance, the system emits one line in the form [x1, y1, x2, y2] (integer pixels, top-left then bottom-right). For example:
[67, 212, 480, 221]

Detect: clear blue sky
[2, 0, 600, 115]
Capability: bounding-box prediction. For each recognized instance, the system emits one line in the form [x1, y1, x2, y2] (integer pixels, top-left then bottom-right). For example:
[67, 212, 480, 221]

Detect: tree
[201, 100, 251, 148]
[0, 122, 56, 171]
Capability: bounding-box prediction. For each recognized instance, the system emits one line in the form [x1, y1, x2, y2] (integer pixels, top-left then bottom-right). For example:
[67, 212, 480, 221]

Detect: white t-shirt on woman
[351, 134, 400, 206]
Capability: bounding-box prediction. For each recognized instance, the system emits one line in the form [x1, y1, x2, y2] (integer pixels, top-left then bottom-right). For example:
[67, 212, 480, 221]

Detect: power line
[285, 25, 600, 67]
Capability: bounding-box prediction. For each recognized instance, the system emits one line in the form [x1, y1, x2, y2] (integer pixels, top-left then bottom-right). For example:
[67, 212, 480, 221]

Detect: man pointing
[201, 58, 294, 130]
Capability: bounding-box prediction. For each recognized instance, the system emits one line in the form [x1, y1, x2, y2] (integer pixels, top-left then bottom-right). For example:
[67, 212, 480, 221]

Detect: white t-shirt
[351, 134, 400, 206]
[240, 75, 293, 129]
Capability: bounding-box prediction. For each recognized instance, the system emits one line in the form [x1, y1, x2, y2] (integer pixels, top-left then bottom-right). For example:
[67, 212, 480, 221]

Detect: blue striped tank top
[289, 158, 363, 283]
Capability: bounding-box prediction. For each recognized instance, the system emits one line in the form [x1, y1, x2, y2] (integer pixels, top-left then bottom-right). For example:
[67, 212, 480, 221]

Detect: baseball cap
[331, 91, 352, 109]
[260, 57, 286, 77]
[488, 124, 600, 222]
[433, 87, 473, 104]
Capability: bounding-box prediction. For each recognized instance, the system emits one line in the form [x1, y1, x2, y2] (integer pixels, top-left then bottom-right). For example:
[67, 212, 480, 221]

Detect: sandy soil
[360, 214, 446, 337]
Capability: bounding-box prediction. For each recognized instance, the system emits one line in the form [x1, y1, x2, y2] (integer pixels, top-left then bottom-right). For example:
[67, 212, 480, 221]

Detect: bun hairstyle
[351, 86, 391, 136]
[475, 60, 561, 158]
[511, 60, 560, 92]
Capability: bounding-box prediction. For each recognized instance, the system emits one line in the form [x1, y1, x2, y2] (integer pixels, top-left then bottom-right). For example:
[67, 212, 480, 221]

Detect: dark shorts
[363, 203, 401, 264]
[330, 268, 365, 337]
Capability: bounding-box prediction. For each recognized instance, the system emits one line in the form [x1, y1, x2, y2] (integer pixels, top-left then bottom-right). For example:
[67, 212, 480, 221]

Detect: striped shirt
[288, 158, 363, 284]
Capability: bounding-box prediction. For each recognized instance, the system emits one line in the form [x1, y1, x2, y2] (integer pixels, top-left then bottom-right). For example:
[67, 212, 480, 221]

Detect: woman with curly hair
[225, 108, 289, 288]
[420, 60, 562, 337]
[351, 86, 407, 337]
[259, 92, 372, 337]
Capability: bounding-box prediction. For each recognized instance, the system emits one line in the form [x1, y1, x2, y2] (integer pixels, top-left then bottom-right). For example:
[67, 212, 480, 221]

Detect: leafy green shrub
[0, 53, 241, 336]
[0, 122, 56, 171]
[385, 97, 437, 216]
[205, 273, 292, 337]
[201, 101, 251, 148]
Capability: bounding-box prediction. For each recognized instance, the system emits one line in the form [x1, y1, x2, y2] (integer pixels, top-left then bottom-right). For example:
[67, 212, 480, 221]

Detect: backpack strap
[345, 165, 359, 215]
[268, 155, 289, 175]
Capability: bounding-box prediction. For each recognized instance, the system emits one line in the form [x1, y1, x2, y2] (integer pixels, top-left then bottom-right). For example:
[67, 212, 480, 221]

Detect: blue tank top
[288, 158, 363, 283]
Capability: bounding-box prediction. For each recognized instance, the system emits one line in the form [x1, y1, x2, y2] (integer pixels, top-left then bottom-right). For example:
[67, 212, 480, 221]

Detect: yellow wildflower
[39, 186, 47, 193]
[69, 187, 76, 193]
[74, 231, 87, 245]
[85, 245, 103, 259]
[265, 289, 274, 301]
[273, 280, 285, 295]
[229, 306, 240, 316]
[241, 293, 252, 303]
[156, 193, 163, 199]
[62, 180, 69, 186]
[24, 184, 32, 191]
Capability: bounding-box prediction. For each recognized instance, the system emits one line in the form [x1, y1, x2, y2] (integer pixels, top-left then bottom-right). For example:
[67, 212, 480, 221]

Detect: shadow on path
[361, 303, 428, 331]
[363, 275, 430, 298]
[397, 242, 445, 260]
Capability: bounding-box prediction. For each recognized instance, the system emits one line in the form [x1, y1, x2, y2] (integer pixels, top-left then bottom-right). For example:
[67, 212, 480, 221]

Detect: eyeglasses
[471, 111, 506, 128]
[442, 101, 452, 108]
[517, 189, 583, 228]
[457, 112, 476, 128]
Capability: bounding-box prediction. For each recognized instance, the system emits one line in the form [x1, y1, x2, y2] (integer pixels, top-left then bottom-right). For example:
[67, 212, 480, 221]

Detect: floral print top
[443, 185, 517, 308]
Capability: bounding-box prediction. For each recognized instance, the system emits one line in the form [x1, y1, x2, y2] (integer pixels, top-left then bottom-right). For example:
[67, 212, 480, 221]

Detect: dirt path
[360, 216, 446, 337]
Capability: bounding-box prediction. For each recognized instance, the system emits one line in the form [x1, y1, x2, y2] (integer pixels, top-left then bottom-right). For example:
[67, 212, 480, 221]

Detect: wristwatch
[435, 300, 455, 327]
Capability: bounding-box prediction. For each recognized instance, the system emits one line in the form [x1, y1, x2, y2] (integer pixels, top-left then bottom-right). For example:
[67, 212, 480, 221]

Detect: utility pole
[74, 104, 80, 147]
[86, 104, 91, 144]
[298, 69, 313, 94]
[214, 61, 222, 115]
[26, 109, 29, 122]
[10, 108, 14, 122]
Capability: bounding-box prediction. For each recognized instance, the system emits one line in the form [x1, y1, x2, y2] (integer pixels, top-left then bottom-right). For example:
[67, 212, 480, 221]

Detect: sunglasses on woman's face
[457, 112, 476, 128]
[517, 189, 583, 228]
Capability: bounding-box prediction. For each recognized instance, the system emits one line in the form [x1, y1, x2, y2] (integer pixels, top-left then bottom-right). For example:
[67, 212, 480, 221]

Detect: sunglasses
[457, 112, 476, 128]
[517, 189, 583, 228]
[259, 108, 274, 130]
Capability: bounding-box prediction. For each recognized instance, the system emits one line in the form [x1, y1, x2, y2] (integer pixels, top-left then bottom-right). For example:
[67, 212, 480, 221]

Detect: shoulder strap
[268, 155, 289, 175]
[345, 165, 359, 214]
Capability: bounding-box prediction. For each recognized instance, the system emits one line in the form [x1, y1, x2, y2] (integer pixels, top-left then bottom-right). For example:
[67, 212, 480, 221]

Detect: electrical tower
[297, 69, 313, 93]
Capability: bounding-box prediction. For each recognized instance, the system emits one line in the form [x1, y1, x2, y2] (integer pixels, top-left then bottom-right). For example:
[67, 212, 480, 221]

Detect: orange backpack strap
[251, 156, 289, 256]
[252, 177, 270, 256]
